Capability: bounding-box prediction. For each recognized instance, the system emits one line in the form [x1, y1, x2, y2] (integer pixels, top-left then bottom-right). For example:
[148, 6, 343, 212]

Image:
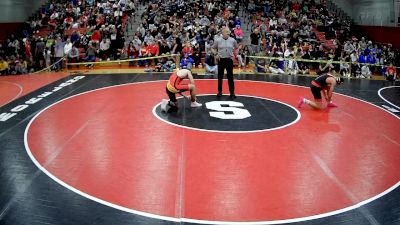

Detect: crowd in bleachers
[0, 0, 132, 74]
[245, 0, 399, 79]
[0, 0, 398, 80]
[131, 0, 243, 71]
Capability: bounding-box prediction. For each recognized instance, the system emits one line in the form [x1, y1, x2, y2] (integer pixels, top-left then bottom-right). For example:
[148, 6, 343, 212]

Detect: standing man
[249, 28, 260, 55]
[298, 73, 344, 109]
[213, 27, 238, 98]
[54, 37, 65, 71]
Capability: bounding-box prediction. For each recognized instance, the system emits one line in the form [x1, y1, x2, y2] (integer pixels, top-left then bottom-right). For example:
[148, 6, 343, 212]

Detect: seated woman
[255, 52, 268, 73]
[205, 52, 218, 74]
[385, 63, 397, 81]
[269, 60, 284, 74]
[233, 25, 244, 42]
[180, 54, 194, 70]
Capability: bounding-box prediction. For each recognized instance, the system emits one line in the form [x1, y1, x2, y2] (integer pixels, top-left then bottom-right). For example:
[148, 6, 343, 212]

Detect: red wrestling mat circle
[25, 80, 400, 224]
[0, 81, 23, 106]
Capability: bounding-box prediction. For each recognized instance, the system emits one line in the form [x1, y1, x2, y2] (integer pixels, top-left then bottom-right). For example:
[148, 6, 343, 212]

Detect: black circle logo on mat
[154, 95, 300, 132]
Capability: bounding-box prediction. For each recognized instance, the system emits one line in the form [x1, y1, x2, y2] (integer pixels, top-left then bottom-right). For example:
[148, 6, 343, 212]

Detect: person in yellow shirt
[0, 57, 9, 75]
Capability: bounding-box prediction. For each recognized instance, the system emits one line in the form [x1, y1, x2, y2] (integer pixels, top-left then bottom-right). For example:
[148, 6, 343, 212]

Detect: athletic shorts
[310, 85, 322, 100]
[166, 87, 189, 102]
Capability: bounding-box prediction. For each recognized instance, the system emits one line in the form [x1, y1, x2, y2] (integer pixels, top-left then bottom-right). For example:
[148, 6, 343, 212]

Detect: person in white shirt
[269, 16, 277, 29]
[284, 46, 294, 58]
[99, 38, 111, 59]
[344, 41, 355, 54]
[131, 35, 142, 51]
[285, 54, 299, 75]
[360, 65, 371, 78]
[64, 39, 73, 55]
[137, 24, 146, 38]
[144, 32, 154, 45]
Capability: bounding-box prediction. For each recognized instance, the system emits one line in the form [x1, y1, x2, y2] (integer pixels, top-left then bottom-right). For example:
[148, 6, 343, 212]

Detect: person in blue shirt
[358, 52, 367, 64]
[180, 54, 194, 70]
[367, 52, 376, 64]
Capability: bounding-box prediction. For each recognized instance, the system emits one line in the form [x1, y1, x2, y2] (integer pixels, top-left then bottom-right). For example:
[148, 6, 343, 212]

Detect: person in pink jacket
[234, 25, 244, 42]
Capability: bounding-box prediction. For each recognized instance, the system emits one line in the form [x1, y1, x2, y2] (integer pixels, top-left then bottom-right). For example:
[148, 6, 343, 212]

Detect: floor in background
[0, 73, 70, 107]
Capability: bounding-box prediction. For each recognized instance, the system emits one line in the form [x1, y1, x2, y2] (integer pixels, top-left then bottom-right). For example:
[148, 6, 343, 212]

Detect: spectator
[285, 54, 299, 75]
[298, 62, 310, 75]
[44, 47, 52, 69]
[54, 37, 65, 71]
[68, 44, 80, 69]
[269, 60, 285, 74]
[160, 58, 176, 72]
[158, 39, 170, 55]
[237, 44, 249, 68]
[317, 56, 334, 75]
[192, 43, 202, 68]
[127, 42, 139, 65]
[205, 40, 214, 54]
[15, 58, 28, 74]
[35, 38, 46, 69]
[360, 65, 371, 78]
[64, 39, 73, 56]
[144, 32, 155, 45]
[131, 35, 142, 52]
[137, 23, 146, 38]
[339, 55, 351, 77]
[85, 42, 97, 68]
[367, 52, 376, 64]
[359, 51, 368, 64]
[5, 61, 16, 75]
[99, 38, 111, 60]
[255, 52, 268, 73]
[24, 39, 33, 70]
[180, 54, 194, 70]
[182, 42, 194, 57]
[0, 57, 8, 75]
[148, 39, 159, 57]
[385, 63, 397, 81]
[139, 42, 150, 66]
[171, 37, 183, 55]
[205, 52, 218, 74]
[233, 25, 244, 42]
[249, 28, 261, 55]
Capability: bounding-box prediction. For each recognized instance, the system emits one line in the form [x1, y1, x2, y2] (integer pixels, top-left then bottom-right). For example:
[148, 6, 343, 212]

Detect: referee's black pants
[218, 58, 235, 95]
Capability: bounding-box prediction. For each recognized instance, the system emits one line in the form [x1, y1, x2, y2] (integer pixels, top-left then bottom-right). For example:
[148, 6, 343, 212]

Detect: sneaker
[190, 101, 202, 108]
[216, 92, 222, 98]
[297, 97, 305, 108]
[161, 99, 168, 112]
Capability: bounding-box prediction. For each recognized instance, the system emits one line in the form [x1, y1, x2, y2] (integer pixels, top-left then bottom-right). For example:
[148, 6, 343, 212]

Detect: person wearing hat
[298, 73, 344, 109]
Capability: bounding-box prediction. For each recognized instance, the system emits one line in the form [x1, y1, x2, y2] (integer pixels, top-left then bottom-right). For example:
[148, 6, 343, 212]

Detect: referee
[213, 27, 238, 98]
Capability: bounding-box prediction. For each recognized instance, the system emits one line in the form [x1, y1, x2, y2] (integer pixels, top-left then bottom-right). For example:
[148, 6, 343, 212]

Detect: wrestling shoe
[161, 99, 168, 112]
[297, 97, 305, 108]
[190, 101, 202, 107]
